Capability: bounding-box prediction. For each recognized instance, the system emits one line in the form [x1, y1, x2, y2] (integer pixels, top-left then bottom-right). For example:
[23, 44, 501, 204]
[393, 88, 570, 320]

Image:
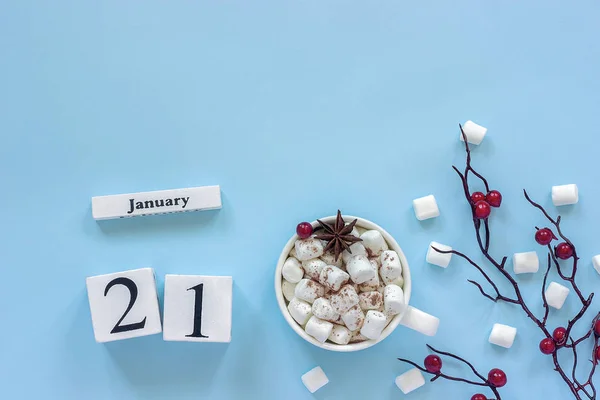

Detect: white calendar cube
[86, 268, 162, 343]
[163, 275, 233, 343]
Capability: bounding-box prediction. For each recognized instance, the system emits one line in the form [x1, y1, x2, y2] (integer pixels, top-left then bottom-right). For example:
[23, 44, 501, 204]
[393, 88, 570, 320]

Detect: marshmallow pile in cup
[281, 225, 405, 345]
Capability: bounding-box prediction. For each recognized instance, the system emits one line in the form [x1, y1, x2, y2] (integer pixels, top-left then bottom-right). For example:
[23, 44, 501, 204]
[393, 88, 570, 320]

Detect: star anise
[314, 210, 362, 261]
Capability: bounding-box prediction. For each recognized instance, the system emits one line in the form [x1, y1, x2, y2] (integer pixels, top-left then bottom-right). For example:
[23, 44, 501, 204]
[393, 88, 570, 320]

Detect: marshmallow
[459, 120, 487, 145]
[294, 279, 325, 304]
[360, 230, 388, 256]
[302, 258, 327, 281]
[328, 325, 351, 345]
[552, 184, 579, 206]
[282, 257, 304, 283]
[282, 279, 297, 302]
[360, 310, 387, 340]
[513, 251, 539, 274]
[320, 251, 343, 268]
[342, 242, 367, 264]
[593, 255, 600, 275]
[329, 284, 360, 314]
[380, 250, 403, 283]
[289, 247, 297, 259]
[384, 284, 406, 315]
[358, 291, 383, 310]
[341, 305, 365, 331]
[488, 323, 517, 349]
[301, 366, 329, 393]
[346, 254, 377, 284]
[319, 265, 350, 292]
[349, 329, 369, 343]
[426, 241, 452, 268]
[295, 238, 324, 261]
[412, 195, 440, 221]
[395, 368, 425, 394]
[398, 306, 439, 336]
[288, 298, 312, 326]
[546, 282, 570, 309]
[358, 273, 380, 292]
[311, 298, 339, 322]
[305, 316, 333, 343]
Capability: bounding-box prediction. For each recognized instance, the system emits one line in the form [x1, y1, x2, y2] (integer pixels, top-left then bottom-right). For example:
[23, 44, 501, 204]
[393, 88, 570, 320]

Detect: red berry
[555, 242, 574, 260]
[553, 327, 567, 346]
[424, 354, 442, 374]
[539, 338, 556, 354]
[486, 190, 502, 207]
[487, 368, 507, 387]
[296, 222, 313, 239]
[471, 395, 488, 400]
[535, 228, 555, 246]
[594, 320, 600, 336]
[474, 201, 491, 219]
[471, 192, 486, 204]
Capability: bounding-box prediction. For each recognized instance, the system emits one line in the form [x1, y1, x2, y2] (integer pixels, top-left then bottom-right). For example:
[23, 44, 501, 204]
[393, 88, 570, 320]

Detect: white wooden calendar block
[86, 268, 162, 343]
[92, 185, 222, 220]
[163, 275, 232, 343]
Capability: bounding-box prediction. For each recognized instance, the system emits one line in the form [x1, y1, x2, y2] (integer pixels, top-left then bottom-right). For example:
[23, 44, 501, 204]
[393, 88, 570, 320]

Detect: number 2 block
[86, 268, 162, 343]
[163, 275, 232, 343]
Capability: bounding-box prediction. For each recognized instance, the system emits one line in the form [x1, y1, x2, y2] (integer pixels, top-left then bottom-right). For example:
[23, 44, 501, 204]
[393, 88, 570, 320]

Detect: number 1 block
[163, 275, 233, 343]
[86, 268, 162, 343]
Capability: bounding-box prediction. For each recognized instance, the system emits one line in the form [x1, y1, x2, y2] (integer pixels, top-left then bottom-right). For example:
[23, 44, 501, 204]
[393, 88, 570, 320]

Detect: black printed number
[104, 277, 147, 334]
[186, 283, 209, 338]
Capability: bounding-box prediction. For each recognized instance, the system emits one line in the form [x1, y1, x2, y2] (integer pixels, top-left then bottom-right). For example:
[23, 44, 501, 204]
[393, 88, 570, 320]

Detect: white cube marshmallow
[288, 298, 313, 326]
[488, 323, 517, 349]
[358, 291, 383, 310]
[360, 310, 387, 340]
[341, 305, 365, 331]
[319, 265, 350, 292]
[311, 298, 339, 322]
[412, 195, 440, 221]
[346, 254, 377, 284]
[552, 184, 579, 206]
[359, 273, 380, 292]
[513, 251, 539, 274]
[384, 284, 406, 315]
[282, 257, 304, 283]
[360, 230, 388, 256]
[294, 279, 325, 304]
[380, 250, 402, 284]
[342, 242, 368, 264]
[398, 306, 439, 337]
[295, 238, 324, 261]
[349, 329, 368, 343]
[282, 280, 297, 302]
[301, 366, 329, 393]
[459, 120, 487, 145]
[320, 251, 343, 268]
[305, 316, 333, 343]
[329, 284, 360, 314]
[328, 325, 351, 345]
[395, 368, 425, 394]
[593, 255, 600, 275]
[302, 259, 327, 281]
[426, 241, 452, 268]
[546, 282, 570, 309]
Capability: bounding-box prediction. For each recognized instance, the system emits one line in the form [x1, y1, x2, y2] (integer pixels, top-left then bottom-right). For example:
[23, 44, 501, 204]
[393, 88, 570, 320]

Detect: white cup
[274, 215, 439, 352]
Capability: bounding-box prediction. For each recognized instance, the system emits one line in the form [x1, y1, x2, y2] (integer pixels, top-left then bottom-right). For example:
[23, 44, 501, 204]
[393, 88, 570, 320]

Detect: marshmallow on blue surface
[488, 323, 517, 349]
[593, 255, 600, 275]
[301, 366, 329, 393]
[513, 251, 539, 274]
[395, 368, 425, 394]
[545, 282, 570, 309]
[413, 195, 440, 221]
[426, 242, 452, 268]
[459, 120, 487, 145]
[552, 184, 578, 206]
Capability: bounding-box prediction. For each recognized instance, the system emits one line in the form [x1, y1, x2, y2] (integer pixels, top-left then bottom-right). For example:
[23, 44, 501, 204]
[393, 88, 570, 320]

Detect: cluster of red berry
[534, 227, 574, 260]
[470, 190, 502, 219]
[539, 321, 600, 359]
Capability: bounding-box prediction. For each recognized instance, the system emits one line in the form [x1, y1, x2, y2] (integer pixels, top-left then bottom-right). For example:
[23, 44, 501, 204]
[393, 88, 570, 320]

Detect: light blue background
[1, 1, 599, 399]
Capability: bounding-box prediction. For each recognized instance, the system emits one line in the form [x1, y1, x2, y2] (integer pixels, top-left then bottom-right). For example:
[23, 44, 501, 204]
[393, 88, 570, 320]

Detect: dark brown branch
[541, 254, 552, 326]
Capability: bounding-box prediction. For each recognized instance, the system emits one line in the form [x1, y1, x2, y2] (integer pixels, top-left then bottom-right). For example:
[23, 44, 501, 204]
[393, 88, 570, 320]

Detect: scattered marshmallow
[546, 282, 570, 309]
[295, 279, 325, 304]
[412, 195, 440, 221]
[426, 241, 452, 268]
[329, 284, 360, 314]
[282, 257, 304, 283]
[319, 265, 350, 292]
[593, 255, 600, 275]
[398, 306, 439, 336]
[302, 259, 327, 281]
[342, 242, 367, 264]
[301, 366, 329, 393]
[328, 325, 351, 345]
[380, 250, 402, 284]
[460, 120, 487, 145]
[513, 251, 539, 274]
[489, 323, 517, 349]
[346, 254, 377, 284]
[384, 284, 406, 315]
[305, 316, 333, 343]
[295, 238, 324, 261]
[288, 298, 313, 326]
[282, 279, 297, 301]
[358, 291, 383, 310]
[552, 184, 579, 206]
[320, 251, 343, 268]
[311, 298, 339, 322]
[360, 230, 388, 256]
[395, 368, 425, 394]
[360, 310, 387, 340]
[341, 305, 365, 331]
